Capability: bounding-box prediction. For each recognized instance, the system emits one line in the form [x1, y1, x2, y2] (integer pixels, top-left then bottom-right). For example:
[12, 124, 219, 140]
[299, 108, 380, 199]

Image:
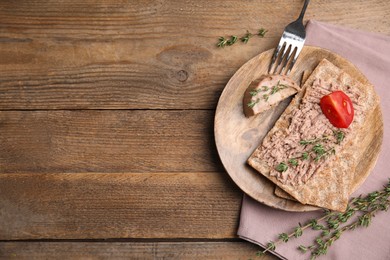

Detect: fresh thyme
[247, 98, 260, 108]
[274, 131, 344, 173]
[258, 28, 268, 37]
[334, 130, 345, 144]
[300, 136, 330, 145]
[312, 143, 325, 156]
[240, 30, 253, 43]
[249, 89, 260, 97]
[254, 179, 390, 259]
[278, 233, 290, 242]
[270, 81, 288, 95]
[227, 35, 237, 45]
[217, 28, 268, 47]
[217, 37, 228, 48]
[313, 146, 335, 162]
[276, 162, 288, 172]
[249, 86, 269, 97]
[288, 158, 299, 167]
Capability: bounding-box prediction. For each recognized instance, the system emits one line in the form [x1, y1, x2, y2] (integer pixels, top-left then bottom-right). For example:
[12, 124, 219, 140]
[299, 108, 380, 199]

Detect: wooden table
[1, 1, 389, 259]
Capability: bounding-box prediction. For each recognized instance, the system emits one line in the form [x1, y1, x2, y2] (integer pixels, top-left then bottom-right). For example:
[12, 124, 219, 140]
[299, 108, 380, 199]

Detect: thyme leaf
[294, 225, 303, 238]
[217, 37, 228, 48]
[334, 130, 345, 144]
[240, 30, 253, 43]
[270, 80, 288, 94]
[314, 147, 335, 162]
[249, 89, 261, 96]
[312, 143, 325, 155]
[258, 28, 268, 37]
[300, 136, 329, 145]
[288, 158, 299, 167]
[298, 245, 308, 253]
[278, 233, 289, 242]
[275, 162, 288, 172]
[249, 85, 270, 97]
[226, 35, 237, 45]
[247, 98, 260, 108]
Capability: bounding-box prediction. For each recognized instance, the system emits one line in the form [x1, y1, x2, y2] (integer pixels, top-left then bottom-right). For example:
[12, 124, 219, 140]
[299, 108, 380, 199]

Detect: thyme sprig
[240, 30, 253, 44]
[300, 135, 330, 145]
[217, 28, 268, 47]
[258, 28, 268, 37]
[247, 98, 260, 108]
[217, 37, 228, 48]
[255, 179, 390, 259]
[309, 144, 336, 162]
[249, 86, 269, 96]
[275, 162, 289, 172]
[334, 130, 345, 144]
[227, 35, 237, 45]
[302, 152, 309, 160]
[255, 210, 335, 256]
[270, 81, 288, 94]
[274, 131, 343, 173]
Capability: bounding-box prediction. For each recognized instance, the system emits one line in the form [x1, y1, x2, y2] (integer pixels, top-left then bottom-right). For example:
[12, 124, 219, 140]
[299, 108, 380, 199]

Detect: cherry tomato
[320, 91, 354, 128]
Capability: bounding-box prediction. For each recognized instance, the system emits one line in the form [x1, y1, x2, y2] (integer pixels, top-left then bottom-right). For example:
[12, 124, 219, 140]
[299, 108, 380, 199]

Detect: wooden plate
[214, 46, 383, 212]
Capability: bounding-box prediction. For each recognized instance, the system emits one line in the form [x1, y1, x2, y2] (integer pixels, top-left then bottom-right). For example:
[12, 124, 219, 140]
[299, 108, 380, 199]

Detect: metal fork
[268, 0, 310, 75]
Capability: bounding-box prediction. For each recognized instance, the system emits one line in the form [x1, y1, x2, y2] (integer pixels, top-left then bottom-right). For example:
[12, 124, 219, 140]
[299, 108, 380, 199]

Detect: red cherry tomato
[320, 91, 354, 128]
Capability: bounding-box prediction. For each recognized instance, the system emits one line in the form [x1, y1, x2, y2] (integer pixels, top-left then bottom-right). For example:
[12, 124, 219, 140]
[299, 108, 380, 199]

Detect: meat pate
[243, 75, 300, 117]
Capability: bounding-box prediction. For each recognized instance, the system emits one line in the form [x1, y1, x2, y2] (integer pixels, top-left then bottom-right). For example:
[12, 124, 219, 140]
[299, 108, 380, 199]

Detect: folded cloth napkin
[237, 20, 390, 260]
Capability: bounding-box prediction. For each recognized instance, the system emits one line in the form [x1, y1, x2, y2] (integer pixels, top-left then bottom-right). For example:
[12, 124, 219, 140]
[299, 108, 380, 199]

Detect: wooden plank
[0, 0, 389, 109]
[0, 241, 277, 260]
[0, 110, 223, 173]
[0, 172, 242, 240]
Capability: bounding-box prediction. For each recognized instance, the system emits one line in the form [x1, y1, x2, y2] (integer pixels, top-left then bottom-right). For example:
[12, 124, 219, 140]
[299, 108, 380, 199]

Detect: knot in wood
[176, 70, 189, 82]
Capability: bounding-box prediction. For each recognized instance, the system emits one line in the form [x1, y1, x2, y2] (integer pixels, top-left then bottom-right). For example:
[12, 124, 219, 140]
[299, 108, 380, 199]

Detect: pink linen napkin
[237, 20, 390, 260]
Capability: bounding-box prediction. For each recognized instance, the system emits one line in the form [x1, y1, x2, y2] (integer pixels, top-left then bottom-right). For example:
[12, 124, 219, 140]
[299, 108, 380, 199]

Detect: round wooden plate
[214, 46, 383, 212]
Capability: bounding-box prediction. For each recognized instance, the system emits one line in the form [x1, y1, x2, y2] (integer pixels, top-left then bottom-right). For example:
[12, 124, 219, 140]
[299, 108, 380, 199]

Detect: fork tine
[267, 0, 310, 75]
[268, 42, 283, 74]
[285, 46, 296, 65]
[275, 43, 288, 68]
[270, 42, 287, 74]
[279, 44, 293, 74]
[286, 46, 301, 75]
[273, 43, 286, 74]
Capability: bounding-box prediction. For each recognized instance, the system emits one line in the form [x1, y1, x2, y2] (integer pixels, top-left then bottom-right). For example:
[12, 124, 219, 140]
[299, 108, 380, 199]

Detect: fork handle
[298, 0, 310, 21]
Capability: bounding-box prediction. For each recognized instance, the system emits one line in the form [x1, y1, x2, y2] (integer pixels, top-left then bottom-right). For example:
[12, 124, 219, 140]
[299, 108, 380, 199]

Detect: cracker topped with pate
[246, 59, 379, 212]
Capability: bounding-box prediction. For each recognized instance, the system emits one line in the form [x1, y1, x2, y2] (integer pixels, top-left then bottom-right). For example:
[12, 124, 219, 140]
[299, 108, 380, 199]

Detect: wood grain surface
[0, 242, 277, 260]
[0, 110, 222, 173]
[1, 0, 390, 259]
[0, 172, 242, 240]
[0, 1, 389, 110]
